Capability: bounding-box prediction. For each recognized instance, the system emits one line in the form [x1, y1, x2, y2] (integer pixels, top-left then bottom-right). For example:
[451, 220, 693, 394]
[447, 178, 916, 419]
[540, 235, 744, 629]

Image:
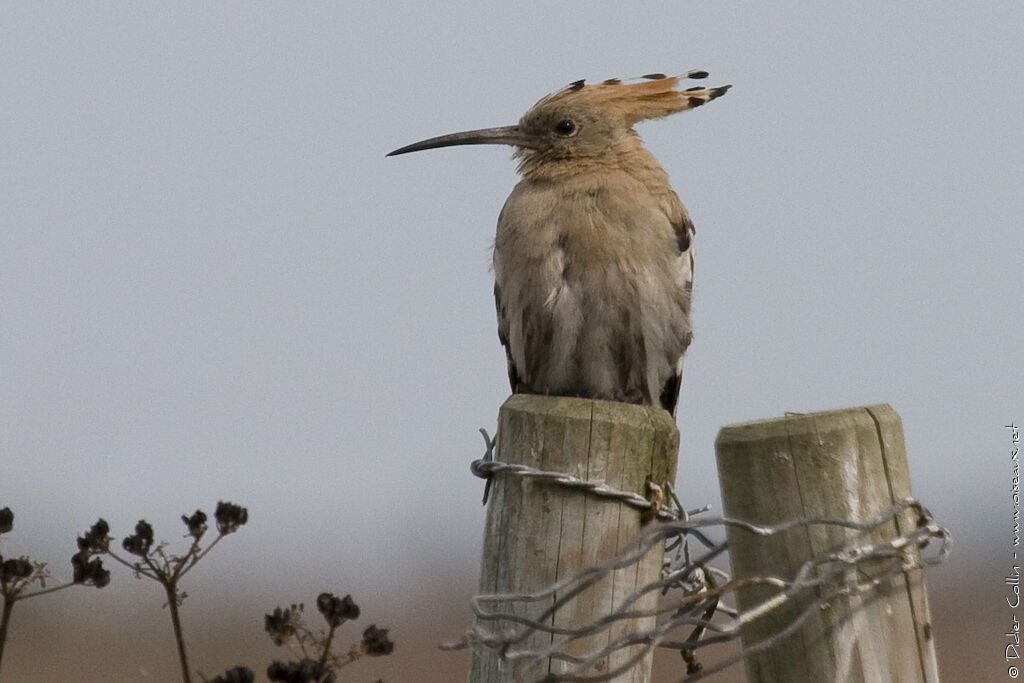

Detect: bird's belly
[510, 254, 680, 405]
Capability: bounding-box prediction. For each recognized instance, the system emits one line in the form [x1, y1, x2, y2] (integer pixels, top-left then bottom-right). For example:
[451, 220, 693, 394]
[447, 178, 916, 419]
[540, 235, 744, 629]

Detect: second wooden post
[715, 404, 939, 682]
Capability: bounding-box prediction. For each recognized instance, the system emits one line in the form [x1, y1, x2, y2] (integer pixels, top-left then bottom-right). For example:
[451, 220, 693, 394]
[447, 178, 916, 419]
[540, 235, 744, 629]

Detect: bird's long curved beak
[387, 125, 534, 156]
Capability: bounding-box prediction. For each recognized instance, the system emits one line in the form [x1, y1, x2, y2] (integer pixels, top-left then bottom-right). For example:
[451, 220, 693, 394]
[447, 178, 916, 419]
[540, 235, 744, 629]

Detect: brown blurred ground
[0, 571, 996, 682]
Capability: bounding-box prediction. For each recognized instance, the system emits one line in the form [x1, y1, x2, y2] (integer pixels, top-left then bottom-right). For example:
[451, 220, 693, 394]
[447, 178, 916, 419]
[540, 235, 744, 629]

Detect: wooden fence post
[715, 404, 940, 682]
[466, 394, 679, 683]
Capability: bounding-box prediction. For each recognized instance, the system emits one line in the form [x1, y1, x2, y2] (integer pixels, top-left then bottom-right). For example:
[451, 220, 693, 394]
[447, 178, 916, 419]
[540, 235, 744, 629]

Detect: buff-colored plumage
[389, 72, 729, 414]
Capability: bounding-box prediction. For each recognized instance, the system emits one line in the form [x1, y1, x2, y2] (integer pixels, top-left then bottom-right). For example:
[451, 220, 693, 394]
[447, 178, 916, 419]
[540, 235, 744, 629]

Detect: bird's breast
[496, 176, 677, 261]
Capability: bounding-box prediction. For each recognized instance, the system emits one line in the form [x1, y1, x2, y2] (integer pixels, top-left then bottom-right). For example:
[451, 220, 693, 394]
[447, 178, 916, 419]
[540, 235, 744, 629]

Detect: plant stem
[178, 533, 224, 579]
[317, 623, 337, 669]
[0, 595, 15, 676]
[163, 583, 192, 683]
[105, 551, 159, 580]
[18, 582, 75, 600]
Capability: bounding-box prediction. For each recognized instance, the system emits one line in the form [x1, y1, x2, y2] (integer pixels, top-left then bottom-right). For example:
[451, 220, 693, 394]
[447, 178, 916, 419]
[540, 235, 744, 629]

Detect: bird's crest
[531, 70, 730, 126]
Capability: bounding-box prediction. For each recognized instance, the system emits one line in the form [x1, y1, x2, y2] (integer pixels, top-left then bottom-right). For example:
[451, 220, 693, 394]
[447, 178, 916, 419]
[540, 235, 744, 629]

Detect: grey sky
[1, 3, 1020, 680]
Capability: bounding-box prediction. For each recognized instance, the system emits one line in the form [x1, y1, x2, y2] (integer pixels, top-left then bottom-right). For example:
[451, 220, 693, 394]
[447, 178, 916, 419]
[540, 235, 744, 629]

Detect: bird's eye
[554, 119, 577, 136]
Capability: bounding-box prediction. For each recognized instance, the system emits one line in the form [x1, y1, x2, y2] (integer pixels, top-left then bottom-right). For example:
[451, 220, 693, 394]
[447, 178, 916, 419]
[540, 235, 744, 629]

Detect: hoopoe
[389, 72, 729, 415]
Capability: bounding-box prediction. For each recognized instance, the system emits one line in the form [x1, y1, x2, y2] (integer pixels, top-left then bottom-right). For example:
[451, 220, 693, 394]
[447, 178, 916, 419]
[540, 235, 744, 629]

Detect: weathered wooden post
[715, 404, 939, 682]
[467, 394, 679, 683]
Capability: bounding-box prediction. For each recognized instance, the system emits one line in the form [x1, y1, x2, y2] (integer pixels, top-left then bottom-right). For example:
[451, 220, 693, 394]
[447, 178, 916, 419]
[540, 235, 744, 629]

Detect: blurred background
[1, 3, 1020, 681]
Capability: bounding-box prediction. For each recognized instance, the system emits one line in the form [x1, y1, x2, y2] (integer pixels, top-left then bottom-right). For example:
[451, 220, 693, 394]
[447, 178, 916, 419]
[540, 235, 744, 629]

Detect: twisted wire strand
[453, 429, 951, 681]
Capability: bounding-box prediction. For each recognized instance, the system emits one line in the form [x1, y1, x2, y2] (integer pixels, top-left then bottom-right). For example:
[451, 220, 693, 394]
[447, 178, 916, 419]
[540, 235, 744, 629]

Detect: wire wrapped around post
[465, 394, 679, 683]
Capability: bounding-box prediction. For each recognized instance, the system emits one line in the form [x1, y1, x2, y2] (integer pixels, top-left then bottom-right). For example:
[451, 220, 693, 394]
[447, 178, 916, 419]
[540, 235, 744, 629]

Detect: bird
[388, 72, 729, 415]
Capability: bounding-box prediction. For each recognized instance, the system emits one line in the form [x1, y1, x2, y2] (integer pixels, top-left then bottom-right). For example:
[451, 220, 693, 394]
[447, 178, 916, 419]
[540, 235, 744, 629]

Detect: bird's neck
[517, 138, 671, 190]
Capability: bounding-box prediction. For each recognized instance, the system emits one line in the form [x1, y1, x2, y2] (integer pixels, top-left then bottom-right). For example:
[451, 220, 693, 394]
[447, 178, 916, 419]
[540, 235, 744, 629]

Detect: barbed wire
[471, 428, 698, 522]
[448, 429, 952, 682]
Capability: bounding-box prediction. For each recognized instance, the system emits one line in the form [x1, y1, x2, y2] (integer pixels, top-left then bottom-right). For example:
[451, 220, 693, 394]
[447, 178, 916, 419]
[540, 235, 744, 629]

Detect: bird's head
[387, 71, 730, 176]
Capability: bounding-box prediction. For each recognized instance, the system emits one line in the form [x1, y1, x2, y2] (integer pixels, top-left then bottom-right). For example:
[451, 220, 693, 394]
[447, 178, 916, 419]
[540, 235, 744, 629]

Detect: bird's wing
[494, 281, 522, 393]
[658, 213, 696, 416]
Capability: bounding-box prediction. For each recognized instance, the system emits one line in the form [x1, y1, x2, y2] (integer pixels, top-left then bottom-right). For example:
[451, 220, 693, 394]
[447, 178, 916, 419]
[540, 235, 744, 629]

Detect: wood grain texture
[467, 394, 679, 683]
[715, 404, 940, 683]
